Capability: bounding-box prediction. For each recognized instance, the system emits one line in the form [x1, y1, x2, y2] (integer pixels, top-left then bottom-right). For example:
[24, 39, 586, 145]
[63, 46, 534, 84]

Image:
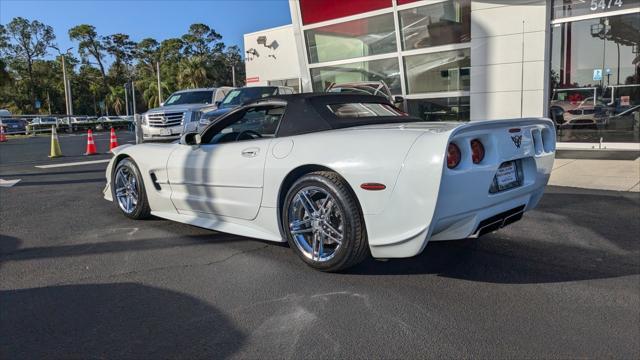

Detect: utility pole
[232, 64, 236, 87]
[51, 46, 73, 116]
[131, 80, 137, 115]
[124, 83, 129, 116]
[156, 61, 162, 105]
[47, 91, 51, 115]
[67, 78, 73, 115]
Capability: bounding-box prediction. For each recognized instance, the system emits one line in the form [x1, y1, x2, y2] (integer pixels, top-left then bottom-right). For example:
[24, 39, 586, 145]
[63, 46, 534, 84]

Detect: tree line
[0, 17, 245, 115]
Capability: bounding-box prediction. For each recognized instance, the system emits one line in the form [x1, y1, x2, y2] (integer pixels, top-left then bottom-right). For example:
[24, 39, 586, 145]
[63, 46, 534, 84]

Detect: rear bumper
[428, 185, 545, 241]
[366, 184, 545, 258]
[365, 118, 555, 259]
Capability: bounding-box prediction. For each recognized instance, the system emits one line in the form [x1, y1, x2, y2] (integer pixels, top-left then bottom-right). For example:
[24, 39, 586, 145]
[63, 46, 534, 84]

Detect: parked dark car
[198, 86, 294, 131]
[0, 118, 27, 134]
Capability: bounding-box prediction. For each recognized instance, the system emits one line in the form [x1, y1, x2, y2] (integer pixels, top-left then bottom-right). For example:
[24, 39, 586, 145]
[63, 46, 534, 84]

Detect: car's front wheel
[112, 158, 151, 219]
[283, 171, 368, 272]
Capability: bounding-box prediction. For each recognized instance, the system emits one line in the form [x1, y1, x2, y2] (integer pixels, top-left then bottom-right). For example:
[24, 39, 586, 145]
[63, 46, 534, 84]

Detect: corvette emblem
[511, 135, 522, 149]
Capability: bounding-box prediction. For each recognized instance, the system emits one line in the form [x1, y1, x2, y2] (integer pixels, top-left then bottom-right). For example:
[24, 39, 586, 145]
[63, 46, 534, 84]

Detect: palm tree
[142, 79, 171, 109]
[106, 85, 125, 115]
[178, 56, 207, 88]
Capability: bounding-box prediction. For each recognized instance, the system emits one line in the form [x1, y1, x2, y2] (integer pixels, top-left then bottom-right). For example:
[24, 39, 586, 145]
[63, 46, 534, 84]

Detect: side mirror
[160, 101, 165, 107]
[180, 132, 201, 146]
[215, 100, 222, 107]
[393, 95, 404, 103]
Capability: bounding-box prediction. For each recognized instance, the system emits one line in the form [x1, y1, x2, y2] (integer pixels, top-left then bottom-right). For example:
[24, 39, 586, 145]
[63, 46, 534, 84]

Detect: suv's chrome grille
[146, 112, 184, 127]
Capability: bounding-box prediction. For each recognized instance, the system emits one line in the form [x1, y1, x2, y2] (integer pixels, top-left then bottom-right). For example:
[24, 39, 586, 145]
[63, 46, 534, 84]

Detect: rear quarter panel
[262, 128, 426, 215]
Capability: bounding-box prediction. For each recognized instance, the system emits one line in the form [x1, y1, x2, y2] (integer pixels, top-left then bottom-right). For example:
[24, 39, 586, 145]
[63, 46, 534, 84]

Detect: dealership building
[244, 0, 639, 149]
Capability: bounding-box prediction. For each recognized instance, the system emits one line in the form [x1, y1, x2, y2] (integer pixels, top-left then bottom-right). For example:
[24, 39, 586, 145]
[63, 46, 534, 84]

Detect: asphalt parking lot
[1, 133, 639, 359]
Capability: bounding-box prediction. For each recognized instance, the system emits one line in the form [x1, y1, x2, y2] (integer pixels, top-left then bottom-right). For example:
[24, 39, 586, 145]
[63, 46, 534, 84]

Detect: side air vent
[149, 172, 162, 190]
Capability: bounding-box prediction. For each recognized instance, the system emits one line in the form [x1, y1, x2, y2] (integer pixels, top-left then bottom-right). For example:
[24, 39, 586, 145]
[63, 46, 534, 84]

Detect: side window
[207, 105, 285, 145]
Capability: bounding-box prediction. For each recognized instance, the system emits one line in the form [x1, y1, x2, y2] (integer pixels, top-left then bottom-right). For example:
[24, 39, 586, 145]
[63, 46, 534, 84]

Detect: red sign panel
[396, 0, 421, 4]
[299, 0, 392, 25]
[246, 76, 260, 83]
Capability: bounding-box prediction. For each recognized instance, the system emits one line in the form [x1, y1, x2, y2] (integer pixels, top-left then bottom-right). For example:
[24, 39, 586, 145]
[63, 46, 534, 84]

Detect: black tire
[283, 171, 368, 272]
[111, 158, 151, 220]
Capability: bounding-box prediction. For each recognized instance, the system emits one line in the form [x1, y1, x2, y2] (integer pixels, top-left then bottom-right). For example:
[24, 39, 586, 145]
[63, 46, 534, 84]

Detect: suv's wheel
[112, 158, 151, 219]
[283, 171, 368, 272]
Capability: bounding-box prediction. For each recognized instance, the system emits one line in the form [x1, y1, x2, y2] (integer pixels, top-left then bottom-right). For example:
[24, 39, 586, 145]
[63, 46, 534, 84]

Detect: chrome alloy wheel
[288, 186, 344, 262]
[114, 165, 138, 214]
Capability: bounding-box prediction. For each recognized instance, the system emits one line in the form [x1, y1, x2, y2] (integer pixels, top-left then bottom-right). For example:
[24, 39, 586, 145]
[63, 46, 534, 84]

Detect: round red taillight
[470, 139, 485, 164]
[447, 143, 461, 169]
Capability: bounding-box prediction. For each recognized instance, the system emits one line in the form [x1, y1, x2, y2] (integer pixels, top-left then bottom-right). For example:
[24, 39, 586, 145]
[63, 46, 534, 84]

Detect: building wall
[470, 0, 549, 120]
[243, 25, 301, 87]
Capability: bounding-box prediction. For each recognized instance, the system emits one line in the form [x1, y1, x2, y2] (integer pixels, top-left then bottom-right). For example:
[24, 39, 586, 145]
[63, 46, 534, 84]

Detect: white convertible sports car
[104, 94, 556, 272]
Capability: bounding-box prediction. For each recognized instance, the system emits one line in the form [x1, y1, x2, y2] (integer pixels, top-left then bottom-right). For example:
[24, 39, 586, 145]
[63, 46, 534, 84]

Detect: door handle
[241, 147, 260, 158]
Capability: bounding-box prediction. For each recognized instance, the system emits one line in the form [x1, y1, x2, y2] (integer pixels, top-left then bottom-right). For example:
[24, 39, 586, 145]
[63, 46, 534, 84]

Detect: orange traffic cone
[0, 126, 7, 142]
[84, 129, 97, 155]
[109, 127, 119, 152]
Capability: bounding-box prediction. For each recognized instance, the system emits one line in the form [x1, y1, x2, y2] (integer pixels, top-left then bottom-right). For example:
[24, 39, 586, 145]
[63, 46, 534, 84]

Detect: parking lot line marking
[0, 179, 21, 187]
[35, 159, 110, 169]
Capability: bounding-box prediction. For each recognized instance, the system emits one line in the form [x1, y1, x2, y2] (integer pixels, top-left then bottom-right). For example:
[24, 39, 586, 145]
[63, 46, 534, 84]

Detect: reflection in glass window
[550, 13, 639, 143]
[305, 13, 397, 64]
[327, 103, 403, 118]
[406, 97, 470, 122]
[268, 78, 300, 93]
[310, 58, 401, 94]
[398, 0, 470, 50]
[404, 49, 470, 94]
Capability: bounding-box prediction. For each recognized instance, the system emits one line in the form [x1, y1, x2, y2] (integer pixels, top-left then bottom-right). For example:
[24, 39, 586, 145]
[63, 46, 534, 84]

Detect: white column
[470, 0, 550, 120]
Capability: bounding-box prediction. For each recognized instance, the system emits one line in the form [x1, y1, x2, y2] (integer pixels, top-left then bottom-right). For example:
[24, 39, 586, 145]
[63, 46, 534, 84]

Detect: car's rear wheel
[112, 158, 151, 219]
[283, 171, 368, 272]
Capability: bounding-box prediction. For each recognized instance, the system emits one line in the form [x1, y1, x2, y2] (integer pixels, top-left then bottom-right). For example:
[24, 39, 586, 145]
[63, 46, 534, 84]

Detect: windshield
[164, 90, 214, 105]
[220, 87, 278, 108]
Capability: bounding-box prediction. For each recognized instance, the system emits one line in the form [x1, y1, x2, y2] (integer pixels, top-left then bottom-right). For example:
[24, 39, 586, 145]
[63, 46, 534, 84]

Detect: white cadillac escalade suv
[142, 87, 233, 141]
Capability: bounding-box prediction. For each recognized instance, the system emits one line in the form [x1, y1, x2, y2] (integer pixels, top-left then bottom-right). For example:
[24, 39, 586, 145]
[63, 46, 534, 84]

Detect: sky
[0, 0, 292, 62]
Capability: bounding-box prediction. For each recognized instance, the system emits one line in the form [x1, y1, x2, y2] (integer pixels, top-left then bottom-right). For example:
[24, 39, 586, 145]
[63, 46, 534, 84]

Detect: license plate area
[490, 160, 523, 193]
[160, 128, 172, 136]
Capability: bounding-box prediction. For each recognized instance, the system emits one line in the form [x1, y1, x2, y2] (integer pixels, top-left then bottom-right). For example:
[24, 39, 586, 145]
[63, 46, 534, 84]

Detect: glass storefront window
[398, 0, 470, 51]
[268, 78, 301, 93]
[550, 13, 639, 142]
[305, 13, 397, 64]
[552, 0, 640, 19]
[404, 48, 470, 94]
[406, 97, 470, 121]
[310, 57, 401, 94]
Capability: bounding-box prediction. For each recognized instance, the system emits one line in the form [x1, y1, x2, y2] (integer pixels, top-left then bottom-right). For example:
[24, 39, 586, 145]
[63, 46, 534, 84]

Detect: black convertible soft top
[246, 93, 424, 137]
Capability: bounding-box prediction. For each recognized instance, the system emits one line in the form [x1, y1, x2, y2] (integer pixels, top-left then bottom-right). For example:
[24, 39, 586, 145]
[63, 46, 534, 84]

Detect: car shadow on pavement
[0, 169, 106, 177]
[14, 178, 106, 186]
[0, 283, 246, 359]
[347, 187, 640, 283]
[1, 234, 244, 262]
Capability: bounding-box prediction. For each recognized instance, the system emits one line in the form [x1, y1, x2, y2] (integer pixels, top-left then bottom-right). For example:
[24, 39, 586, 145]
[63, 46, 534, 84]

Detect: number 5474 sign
[591, 0, 625, 11]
